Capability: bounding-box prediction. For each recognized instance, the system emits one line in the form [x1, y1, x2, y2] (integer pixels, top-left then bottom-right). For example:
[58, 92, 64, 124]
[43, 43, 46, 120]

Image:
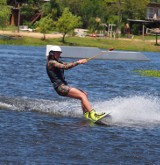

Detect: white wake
[1, 95, 160, 126]
[94, 95, 160, 126]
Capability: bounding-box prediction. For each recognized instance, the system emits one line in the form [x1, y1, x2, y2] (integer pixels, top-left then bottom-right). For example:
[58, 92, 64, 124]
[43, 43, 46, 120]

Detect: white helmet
[49, 45, 62, 53]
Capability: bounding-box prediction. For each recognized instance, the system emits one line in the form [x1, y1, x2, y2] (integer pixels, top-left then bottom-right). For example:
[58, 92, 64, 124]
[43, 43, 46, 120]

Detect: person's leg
[81, 103, 87, 113]
[67, 87, 92, 113]
[67, 88, 106, 121]
[55, 85, 106, 121]
[77, 89, 89, 113]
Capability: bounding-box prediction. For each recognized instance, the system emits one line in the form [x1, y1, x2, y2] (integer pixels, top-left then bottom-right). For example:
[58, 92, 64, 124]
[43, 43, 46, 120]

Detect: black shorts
[55, 84, 71, 96]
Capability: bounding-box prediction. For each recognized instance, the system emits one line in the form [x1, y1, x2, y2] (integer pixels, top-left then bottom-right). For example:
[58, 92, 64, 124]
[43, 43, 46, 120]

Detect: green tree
[41, 0, 61, 20]
[35, 15, 53, 40]
[122, 0, 150, 21]
[56, 8, 81, 42]
[57, 0, 107, 29]
[103, 0, 150, 33]
[0, 0, 10, 29]
[20, 5, 35, 22]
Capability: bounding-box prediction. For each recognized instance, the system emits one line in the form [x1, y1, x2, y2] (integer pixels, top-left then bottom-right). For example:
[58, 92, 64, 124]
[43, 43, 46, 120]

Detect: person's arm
[48, 59, 87, 70]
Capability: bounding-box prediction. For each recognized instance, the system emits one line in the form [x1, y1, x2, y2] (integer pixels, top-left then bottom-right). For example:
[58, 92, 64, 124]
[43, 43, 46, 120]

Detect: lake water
[0, 45, 160, 164]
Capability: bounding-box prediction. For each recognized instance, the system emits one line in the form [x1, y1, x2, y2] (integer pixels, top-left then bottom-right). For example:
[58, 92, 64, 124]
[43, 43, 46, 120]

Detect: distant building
[128, 0, 160, 36]
[9, 1, 47, 26]
[146, 0, 160, 22]
[10, 6, 20, 26]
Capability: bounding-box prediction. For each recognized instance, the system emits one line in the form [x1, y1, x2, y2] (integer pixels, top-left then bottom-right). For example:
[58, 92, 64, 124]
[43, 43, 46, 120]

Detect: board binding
[95, 112, 112, 125]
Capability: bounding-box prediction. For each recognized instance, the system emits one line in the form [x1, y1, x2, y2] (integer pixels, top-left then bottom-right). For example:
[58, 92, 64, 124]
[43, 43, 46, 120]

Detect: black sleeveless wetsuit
[46, 59, 79, 96]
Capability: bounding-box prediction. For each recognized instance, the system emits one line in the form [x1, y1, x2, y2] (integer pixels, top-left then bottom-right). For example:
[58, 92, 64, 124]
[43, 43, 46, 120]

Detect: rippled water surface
[0, 45, 160, 164]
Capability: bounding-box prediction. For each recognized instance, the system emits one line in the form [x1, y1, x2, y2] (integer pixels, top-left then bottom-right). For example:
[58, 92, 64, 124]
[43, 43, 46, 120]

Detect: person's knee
[80, 93, 88, 100]
[83, 91, 88, 96]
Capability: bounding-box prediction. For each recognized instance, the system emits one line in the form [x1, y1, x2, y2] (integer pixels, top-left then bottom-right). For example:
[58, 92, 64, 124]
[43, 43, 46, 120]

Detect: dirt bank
[0, 30, 63, 39]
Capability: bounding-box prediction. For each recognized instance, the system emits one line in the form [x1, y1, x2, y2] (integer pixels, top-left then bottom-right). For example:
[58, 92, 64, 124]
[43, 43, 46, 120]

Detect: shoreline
[1, 30, 160, 52]
[0, 30, 159, 42]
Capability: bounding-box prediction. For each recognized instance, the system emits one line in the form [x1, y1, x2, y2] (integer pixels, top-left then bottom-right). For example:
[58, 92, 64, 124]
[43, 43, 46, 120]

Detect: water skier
[46, 45, 106, 121]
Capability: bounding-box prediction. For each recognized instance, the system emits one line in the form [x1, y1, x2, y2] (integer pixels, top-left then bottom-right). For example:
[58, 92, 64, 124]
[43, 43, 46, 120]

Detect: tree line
[1, 0, 154, 41]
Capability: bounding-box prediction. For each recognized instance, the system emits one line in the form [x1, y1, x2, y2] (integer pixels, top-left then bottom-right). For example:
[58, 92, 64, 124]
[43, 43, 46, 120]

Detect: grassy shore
[0, 33, 160, 52]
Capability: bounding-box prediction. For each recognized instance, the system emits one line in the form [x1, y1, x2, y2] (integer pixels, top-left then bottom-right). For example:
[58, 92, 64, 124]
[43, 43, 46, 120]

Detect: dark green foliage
[0, 0, 10, 29]
[5, 0, 155, 35]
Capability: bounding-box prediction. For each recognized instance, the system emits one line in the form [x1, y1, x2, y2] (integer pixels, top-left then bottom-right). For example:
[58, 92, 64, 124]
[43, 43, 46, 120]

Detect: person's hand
[77, 59, 88, 64]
